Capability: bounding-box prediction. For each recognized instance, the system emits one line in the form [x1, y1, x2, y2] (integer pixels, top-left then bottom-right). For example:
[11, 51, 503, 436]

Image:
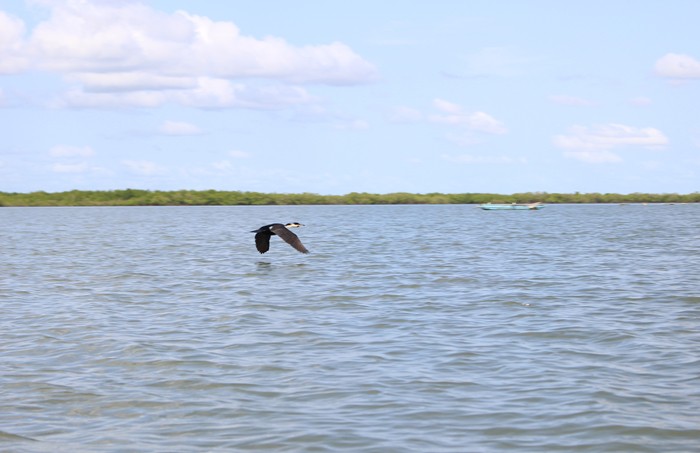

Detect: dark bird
[251, 222, 309, 254]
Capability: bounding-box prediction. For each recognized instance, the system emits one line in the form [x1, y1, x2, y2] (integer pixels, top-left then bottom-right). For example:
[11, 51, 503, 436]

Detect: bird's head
[285, 222, 304, 228]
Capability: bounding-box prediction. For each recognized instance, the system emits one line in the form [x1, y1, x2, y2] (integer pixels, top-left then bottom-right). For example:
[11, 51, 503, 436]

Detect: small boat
[480, 202, 544, 210]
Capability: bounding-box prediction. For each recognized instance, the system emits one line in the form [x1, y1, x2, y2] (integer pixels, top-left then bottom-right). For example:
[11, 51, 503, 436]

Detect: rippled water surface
[2, 204, 699, 452]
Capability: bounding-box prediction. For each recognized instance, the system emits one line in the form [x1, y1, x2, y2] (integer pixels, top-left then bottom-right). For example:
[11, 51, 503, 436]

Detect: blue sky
[1, 0, 699, 195]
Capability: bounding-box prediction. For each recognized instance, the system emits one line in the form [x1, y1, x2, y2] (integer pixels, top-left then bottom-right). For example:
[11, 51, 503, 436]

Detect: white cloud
[55, 77, 317, 110]
[554, 123, 669, 163]
[8, 0, 375, 109]
[49, 144, 95, 157]
[57, 87, 169, 109]
[655, 53, 700, 79]
[159, 121, 202, 135]
[466, 111, 508, 135]
[71, 72, 198, 93]
[0, 11, 28, 74]
[179, 12, 376, 85]
[40, 0, 374, 84]
[429, 99, 507, 135]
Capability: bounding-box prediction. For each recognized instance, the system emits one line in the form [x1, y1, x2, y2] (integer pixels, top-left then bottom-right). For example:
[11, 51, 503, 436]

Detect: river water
[1, 204, 699, 452]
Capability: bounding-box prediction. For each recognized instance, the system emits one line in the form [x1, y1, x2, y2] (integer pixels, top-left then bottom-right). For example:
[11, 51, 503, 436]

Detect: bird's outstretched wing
[254, 232, 271, 254]
[270, 224, 309, 254]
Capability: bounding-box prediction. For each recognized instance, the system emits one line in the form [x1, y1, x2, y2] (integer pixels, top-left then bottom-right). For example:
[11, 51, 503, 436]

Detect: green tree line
[1, 189, 699, 206]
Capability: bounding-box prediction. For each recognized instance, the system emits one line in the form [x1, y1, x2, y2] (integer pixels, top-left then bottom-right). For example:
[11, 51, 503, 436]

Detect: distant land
[1, 190, 699, 207]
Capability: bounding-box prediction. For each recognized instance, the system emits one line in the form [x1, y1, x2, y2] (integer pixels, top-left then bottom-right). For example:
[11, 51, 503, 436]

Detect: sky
[1, 0, 699, 195]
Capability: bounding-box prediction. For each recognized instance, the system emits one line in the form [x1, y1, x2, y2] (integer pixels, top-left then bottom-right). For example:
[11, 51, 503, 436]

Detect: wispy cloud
[442, 154, 526, 164]
[562, 150, 623, 164]
[549, 95, 595, 107]
[159, 121, 202, 136]
[49, 144, 94, 157]
[334, 119, 369, 130]
[554, 123, 669, 163]
[389, 99, 507, 147]
[122, 160, 164, 176]
[228, 150, 250, 158]
[429, 98, 507, 135]
[629, 96, 652, 107]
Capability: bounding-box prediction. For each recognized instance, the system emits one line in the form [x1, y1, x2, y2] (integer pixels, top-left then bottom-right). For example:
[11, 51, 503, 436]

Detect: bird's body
[251, 222, 309, 254]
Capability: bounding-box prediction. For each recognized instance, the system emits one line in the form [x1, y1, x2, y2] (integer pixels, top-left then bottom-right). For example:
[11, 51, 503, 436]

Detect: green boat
[480, 202, 544, 210]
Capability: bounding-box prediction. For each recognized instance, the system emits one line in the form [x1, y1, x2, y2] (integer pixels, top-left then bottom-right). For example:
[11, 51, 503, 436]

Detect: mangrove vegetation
[1, 189, 699, 207]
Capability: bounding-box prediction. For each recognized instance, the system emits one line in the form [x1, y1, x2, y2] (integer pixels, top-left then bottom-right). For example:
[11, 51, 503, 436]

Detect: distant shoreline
[1, 189, 699, 207]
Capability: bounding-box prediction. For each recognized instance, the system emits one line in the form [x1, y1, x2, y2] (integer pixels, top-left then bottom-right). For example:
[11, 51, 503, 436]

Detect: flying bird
[251, 222, 309, 254]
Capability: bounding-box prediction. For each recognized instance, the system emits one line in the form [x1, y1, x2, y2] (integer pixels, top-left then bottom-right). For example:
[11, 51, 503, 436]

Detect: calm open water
[1, 204, 699, 452]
